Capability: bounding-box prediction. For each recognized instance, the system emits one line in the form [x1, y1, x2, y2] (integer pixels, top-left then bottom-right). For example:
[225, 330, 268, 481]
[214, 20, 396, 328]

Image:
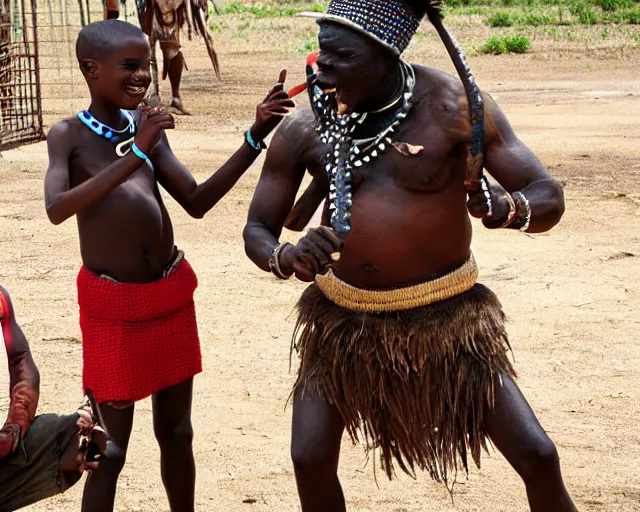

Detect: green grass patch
[218, 1, 326, 17]
[445, 5, 491, 15]
[569, 2, 599, 24]
[487, 11, 513, 26]
[516, 11, 558, 25]
[479, 35, 532, 54]
[604, 6, 640, 23]
[291, 37, 320, 55]
[594, 0, 634, 11]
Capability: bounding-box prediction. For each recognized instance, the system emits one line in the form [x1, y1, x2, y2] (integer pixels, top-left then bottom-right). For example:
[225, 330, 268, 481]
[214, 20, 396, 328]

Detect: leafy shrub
[480, 35, 531, 54]
[517, 11, 558, 25]
[487, 12, 513, 26]
[505, 35, 532, 52]
[595, 0, 634, 12]
[570, 2, 599, 24]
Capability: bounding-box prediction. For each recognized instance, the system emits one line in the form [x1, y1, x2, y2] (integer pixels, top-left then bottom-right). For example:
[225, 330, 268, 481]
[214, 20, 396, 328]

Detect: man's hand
[250, 70, 296, 143]
[466, 178, 514, 228]
[135, 107, 175, 155]
[279, 226, 343, 282]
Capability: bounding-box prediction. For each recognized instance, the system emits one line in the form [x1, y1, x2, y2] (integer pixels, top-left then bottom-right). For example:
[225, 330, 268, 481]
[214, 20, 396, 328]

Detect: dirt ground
[1, 12, 639, 512]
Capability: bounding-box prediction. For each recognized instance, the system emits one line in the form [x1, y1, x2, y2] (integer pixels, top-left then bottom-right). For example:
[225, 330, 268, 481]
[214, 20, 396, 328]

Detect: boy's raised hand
[135, 106, 175, 155]
[250, 70, 295, 143]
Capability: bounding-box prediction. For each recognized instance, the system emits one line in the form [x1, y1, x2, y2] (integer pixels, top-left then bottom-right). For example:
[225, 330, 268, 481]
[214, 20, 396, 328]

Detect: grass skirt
[293, 282, 516, 484]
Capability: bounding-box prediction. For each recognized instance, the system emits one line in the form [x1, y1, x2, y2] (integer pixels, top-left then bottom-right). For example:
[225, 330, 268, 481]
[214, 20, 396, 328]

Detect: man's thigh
[0, 413, 78, 512]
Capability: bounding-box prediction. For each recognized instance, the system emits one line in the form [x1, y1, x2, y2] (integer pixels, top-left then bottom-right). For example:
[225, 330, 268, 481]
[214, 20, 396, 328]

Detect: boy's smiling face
[82, 37, 152, 111]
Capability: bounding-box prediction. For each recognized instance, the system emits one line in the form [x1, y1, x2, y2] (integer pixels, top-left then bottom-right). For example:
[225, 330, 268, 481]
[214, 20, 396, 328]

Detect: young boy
[44, 20, 293, 512]
[0, 285, 106, 511]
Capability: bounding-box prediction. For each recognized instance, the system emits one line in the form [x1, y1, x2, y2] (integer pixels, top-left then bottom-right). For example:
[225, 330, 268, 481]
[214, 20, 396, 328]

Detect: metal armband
[269, 242, 293, 280]
[510, 191, 532, 232]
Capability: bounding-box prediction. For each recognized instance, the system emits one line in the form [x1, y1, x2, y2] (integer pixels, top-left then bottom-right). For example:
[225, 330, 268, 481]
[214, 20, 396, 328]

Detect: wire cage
[1, 0, 139, 151]
[1, 0, 42, 150]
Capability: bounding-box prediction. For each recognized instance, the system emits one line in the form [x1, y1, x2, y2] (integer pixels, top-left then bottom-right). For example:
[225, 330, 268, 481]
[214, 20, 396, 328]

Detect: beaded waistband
[315, 254, 478, 313]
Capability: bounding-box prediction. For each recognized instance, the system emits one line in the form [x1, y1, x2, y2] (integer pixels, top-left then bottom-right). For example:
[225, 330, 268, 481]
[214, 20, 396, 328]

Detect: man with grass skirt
[104, 0, 220, 115]
[244, 1, 577, 510]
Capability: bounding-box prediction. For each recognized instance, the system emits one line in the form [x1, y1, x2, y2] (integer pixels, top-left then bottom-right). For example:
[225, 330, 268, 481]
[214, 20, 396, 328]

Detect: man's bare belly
[332, 184, 473, 290]
[76, 177, 175, 284]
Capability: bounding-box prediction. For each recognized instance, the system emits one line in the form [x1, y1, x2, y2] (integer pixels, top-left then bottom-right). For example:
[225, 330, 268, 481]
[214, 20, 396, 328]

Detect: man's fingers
[292, 261, 315, 282]
[278, 69, 287, 85]
[295, 247, 320, 275]
[306, 230, 337, 256]
[315, 226, 344, 250]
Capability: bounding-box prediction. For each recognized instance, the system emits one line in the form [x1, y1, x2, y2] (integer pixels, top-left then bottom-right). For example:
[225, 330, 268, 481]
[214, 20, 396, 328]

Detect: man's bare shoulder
[272, 107, 317, 149]
[413, 64, 466, 107]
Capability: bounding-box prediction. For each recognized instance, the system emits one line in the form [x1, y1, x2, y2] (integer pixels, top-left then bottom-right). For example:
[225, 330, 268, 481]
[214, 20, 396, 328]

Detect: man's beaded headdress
[320, 0, 421, 56]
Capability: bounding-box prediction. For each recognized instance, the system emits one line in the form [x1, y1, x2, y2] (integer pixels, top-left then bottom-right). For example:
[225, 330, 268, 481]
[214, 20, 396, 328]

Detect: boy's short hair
[76, 20, 146, 62]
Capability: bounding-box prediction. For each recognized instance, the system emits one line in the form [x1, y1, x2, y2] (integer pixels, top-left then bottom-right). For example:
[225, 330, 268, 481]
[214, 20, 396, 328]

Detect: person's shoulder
[277, 107, 315, 136]
[271, 108, 317, 151]
[413, 64, 465, 99]
[47, 115, 83, 142]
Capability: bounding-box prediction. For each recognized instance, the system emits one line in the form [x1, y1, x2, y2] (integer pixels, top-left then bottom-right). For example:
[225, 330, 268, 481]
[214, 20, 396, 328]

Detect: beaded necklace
[313, 61, 416, 236]
[77, 109, 137, 156]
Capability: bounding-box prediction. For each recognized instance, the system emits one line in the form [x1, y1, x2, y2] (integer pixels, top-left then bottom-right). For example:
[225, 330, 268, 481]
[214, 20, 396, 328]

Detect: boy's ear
[80, 58, 99, 79]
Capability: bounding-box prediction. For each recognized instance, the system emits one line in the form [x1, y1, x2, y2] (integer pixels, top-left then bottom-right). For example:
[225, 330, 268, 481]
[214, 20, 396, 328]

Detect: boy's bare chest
[70, 136, 155, 190]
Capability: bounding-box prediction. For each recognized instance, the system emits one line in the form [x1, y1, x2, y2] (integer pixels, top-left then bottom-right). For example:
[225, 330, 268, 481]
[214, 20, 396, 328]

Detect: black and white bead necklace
[313, 61, 416, 236]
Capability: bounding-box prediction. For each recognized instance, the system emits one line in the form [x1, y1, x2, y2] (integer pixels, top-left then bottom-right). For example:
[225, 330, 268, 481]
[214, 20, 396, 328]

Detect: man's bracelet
[269, 242, 293, 280]
[509, 191, 532, 232]
[245, 129, 267, 152]
[499, 191, 518, 228]
[480, 176, 494, 217]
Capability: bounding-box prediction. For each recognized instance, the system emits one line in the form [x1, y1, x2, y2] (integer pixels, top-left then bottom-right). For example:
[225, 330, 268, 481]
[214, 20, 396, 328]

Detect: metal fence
[1, 0, 42, 150]
[1, 0, 140, 151]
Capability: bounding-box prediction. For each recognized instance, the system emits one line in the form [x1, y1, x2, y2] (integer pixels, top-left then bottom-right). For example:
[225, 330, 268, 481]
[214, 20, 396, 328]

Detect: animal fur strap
[422, 1, 485, 193]
[315, 253, 478, 313]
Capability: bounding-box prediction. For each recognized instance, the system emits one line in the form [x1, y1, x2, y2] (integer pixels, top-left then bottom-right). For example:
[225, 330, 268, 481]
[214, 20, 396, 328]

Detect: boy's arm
[151, 133, 263, 219]
[152, 70, 295, 219]
[44, 114, 173, 225]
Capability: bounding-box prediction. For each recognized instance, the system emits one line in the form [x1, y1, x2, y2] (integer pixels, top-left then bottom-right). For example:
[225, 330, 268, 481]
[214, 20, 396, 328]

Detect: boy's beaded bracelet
[245, 129, 267, 152]
[131, 143, 148, 161]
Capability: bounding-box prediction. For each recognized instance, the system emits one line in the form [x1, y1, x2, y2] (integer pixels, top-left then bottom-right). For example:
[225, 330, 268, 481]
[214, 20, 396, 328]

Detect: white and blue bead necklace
[77, 109, 137, 157]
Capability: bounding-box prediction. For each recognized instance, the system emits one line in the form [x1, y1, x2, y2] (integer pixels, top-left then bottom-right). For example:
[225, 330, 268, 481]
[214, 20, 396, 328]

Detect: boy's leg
[152, 378, 195, 512]
[291, 386, 346, 512]
[486, 373, 577, 512]
[82, 403, 135, 512]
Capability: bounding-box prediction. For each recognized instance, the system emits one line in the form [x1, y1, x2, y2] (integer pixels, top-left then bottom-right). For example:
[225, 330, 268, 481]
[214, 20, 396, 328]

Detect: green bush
[517, 11, 558, 25]
[487, 12, 513, 26]
[218, 1, 325, 17]
[570, 2, 599, 24]
[505, 34, 532, 52]
[480, 35, 531, 54]
[595, 0, 634, 12]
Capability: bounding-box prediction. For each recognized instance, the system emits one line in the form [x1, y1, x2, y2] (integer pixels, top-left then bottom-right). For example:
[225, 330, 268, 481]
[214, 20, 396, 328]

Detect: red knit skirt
[77, 258, 202, 404]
